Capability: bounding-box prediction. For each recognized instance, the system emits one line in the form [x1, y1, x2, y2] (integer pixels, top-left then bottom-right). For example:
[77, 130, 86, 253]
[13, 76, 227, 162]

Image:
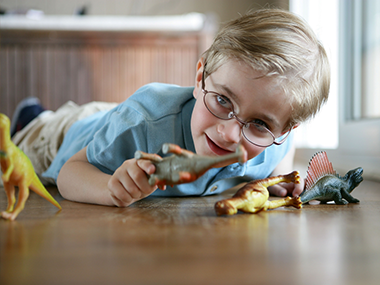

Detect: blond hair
[203, 8, 330, 130]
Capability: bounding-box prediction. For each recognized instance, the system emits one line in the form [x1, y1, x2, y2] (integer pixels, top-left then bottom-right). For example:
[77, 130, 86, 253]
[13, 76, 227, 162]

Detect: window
[339, 0, 380, 179]
[291, 0, 339, 149]
[346, 0, 380, 120]
[291, 0, 380, 180]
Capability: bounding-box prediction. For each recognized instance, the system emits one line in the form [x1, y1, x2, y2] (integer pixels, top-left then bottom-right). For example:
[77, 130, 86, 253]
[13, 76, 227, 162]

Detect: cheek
[191, 100, 214, 134]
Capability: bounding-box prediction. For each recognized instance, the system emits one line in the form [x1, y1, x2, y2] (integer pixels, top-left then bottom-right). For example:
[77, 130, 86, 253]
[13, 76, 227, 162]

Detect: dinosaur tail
[30, 175, 62, 210]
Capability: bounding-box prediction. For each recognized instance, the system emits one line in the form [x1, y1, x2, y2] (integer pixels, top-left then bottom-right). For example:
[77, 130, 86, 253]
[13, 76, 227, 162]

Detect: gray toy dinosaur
[135, 143, 247, 189]
[300, 151, 363, 205]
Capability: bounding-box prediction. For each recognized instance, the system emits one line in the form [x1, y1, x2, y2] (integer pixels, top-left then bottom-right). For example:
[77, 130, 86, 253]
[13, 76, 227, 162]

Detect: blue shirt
[43, 83, 293, 196]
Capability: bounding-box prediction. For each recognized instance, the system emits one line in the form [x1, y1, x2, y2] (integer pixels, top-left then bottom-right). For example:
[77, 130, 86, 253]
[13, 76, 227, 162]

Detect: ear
[280, 123, 300, 136]
[193, 58, 205, 99]
[292, 123, 300, 130]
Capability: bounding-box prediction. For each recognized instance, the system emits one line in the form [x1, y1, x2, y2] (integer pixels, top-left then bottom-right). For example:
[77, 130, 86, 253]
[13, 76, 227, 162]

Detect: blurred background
[0, 0, 287, 22]
[0, 0, 379, 180]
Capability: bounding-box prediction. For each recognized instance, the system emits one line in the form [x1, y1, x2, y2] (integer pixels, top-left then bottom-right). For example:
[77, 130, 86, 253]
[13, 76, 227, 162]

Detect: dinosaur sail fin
[304, 151, 336, 191]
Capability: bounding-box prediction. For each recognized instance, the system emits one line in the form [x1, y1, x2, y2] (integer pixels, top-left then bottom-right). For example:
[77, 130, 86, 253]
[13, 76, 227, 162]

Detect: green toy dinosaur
[0, 113, 61, 221]
[300, 151, 363, 204]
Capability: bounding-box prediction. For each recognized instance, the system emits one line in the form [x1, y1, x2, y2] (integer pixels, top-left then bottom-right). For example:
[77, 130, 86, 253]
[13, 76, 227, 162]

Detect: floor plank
[1, 179, 380, 285]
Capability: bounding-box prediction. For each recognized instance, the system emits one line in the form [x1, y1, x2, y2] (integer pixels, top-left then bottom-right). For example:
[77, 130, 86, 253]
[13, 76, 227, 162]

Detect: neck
[0, 126, 10, 151]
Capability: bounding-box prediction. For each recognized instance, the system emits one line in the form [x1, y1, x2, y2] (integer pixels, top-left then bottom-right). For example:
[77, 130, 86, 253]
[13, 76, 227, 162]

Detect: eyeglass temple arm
[273, 128, 292, 145]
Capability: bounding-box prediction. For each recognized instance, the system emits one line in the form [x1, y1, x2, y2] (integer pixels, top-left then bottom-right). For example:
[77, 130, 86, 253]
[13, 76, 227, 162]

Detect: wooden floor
[1, 179, 380, 285]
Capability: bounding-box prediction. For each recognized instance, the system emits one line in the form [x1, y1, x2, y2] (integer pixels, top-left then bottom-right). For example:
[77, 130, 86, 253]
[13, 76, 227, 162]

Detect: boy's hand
[268, 176, 304, 197]
[107, 158, 163, 207]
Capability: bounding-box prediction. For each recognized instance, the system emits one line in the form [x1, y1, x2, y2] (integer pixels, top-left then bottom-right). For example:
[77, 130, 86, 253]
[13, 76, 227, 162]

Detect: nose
[217, 120, 242, 144]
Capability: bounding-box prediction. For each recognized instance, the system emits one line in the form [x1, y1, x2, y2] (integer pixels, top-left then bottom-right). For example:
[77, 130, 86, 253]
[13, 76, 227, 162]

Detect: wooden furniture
[1, 178, 380, 285]
[0, 14, 215, 118]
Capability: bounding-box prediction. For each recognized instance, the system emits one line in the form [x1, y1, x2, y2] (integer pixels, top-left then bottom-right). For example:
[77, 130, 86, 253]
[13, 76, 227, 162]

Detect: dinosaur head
[0, 114, 11, 144]
[344, 167, 364, 192]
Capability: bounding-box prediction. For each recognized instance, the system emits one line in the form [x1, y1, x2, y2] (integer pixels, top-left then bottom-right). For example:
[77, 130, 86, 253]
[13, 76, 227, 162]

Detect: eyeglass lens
[203, 92, 277, 147]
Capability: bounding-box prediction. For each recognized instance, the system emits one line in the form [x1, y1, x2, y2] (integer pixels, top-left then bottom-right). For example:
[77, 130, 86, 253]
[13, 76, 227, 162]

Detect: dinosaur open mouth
[354, 167, 364, 182]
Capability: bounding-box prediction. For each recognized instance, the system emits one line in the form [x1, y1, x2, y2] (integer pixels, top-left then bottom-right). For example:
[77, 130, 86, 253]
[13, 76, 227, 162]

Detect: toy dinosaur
[215, 171, 302, 216]
[135, 143, 247, 189]
[299, 151, 363, 204]
[0, 113, 61, 221]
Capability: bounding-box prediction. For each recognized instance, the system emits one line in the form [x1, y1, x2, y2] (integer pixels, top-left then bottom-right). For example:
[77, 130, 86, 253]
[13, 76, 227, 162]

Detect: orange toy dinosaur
[0, 113, 61, 221]
[215, 171, 302, 216]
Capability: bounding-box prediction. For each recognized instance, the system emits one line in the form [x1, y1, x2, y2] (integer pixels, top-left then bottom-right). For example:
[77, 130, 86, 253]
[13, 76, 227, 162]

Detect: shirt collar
[182, 98, 196, 153]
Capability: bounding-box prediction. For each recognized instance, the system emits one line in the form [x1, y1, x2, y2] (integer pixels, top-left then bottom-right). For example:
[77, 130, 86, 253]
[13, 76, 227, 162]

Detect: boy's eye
[250, 120, 270, 132]
[216, 95, 233, 109]
[253, 119, 267, 127]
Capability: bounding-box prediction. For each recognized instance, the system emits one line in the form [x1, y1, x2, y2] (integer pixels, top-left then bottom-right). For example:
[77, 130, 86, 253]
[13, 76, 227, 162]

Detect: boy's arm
[267, 145, 304, 197]
[57, 147, 157, 206]
[57, 147, 113, 205]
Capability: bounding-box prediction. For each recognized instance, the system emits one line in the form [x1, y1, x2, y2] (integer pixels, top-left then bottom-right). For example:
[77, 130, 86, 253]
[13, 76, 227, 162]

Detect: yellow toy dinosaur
[0, 113, 61, 221]
[215, 171, 302, 216]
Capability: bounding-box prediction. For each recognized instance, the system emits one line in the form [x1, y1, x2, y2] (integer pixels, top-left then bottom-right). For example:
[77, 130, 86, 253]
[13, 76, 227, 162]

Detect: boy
[11, 9, 330, 207]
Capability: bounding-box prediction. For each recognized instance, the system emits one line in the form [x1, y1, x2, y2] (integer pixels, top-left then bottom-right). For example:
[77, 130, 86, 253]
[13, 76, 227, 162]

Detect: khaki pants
[10, 101, 117, 185]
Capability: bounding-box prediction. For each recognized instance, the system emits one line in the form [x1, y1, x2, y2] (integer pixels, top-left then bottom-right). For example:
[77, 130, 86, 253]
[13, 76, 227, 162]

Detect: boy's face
[191, 59, 293, 164]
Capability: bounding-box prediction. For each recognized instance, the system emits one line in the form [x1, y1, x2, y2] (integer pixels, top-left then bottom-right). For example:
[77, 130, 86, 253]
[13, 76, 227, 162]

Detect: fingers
[268, 176, 305, 197]
[136, 159, 156, 175]
[268, 184, 288, 197]
[110, 192, 132, 208]
[108, 177, 135, 206]
[292, 176, 305, 196]
[137, 159, 166, 190]
[107, 159, 158, 207]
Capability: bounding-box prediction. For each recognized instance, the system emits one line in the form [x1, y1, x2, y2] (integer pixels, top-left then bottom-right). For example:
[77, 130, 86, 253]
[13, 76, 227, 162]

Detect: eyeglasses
[201, 68, 291, 147]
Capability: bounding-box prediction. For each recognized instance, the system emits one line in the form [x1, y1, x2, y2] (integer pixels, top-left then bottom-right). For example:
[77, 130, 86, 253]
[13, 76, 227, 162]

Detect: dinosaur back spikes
[304, 151, 336, 191]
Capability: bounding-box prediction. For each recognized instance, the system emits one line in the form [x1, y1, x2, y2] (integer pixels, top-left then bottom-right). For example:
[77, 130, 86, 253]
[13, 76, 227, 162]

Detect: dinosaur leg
[215, 189, 268, 216]
[148, 175, 160, 186]
[328, 187, 348, 205]
[238, 203, 265, 214]
[2, 182, 30, 221]
[162, 143, 194, 157]
[1, 158, 14, 183]
[2, 182, 16, 213]
[263, 196, 302, 210]
[134, 151, 163, 162]
[216, 196, 269, 215]
[175, 171, 199, 184]
[148, 175, 169, 189]
[341, 189, 360, 203]
[257, 171, 301, 189]
[150, 171, 183, 186]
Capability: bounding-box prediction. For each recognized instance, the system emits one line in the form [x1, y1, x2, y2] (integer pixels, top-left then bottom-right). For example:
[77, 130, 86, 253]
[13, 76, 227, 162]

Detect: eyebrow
[213, 82, 240, 105]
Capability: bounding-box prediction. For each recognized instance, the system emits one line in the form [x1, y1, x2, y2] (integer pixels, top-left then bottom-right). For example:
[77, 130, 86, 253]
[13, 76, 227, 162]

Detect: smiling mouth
[206, 135, 233, 156]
